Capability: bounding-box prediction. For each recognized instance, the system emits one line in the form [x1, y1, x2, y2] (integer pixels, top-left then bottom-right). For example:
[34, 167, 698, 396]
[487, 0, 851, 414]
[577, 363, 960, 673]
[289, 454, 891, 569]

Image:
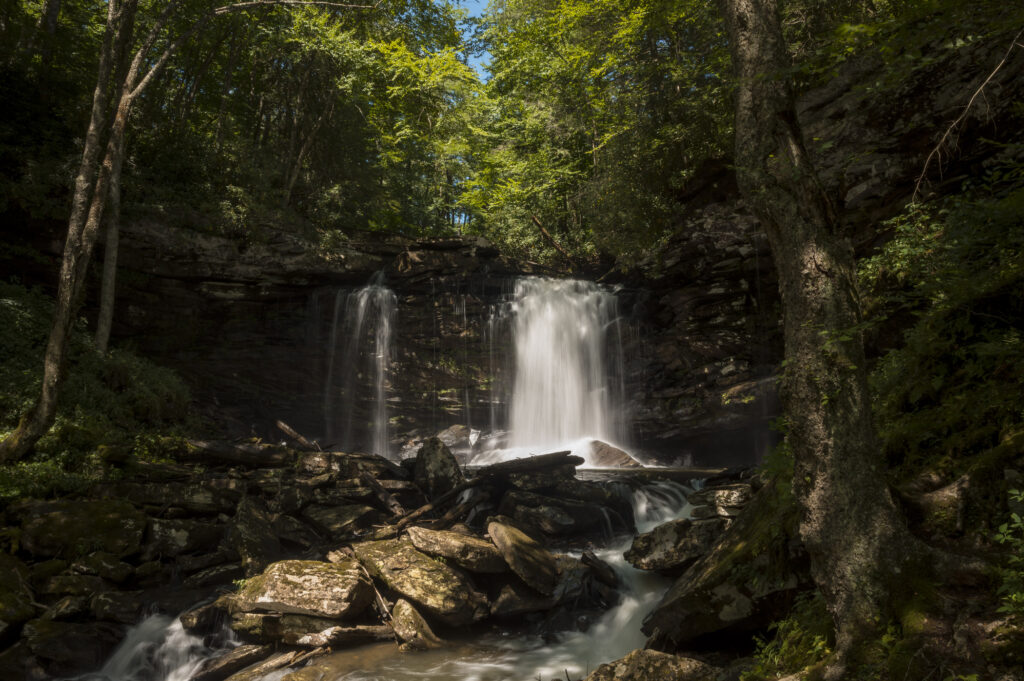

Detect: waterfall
[74, 614, 235, 681]
[505, 277, 627, 459]
[322, 274, 397, 459]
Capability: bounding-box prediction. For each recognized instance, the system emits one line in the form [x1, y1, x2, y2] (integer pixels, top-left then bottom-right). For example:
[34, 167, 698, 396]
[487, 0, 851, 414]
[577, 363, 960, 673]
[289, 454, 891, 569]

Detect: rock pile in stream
[0, 437, 635, 680]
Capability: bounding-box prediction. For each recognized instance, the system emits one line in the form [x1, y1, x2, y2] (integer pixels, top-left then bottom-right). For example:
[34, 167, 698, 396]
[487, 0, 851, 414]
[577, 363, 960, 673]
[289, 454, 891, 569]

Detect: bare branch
[913, 28, 1024, 202]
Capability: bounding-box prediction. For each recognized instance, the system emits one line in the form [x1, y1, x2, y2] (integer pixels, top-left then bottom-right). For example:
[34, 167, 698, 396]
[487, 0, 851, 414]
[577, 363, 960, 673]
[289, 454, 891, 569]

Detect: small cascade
[76, 614, 234, 681]
[300, 480, 693, 681]
[322, 273, 397, 458]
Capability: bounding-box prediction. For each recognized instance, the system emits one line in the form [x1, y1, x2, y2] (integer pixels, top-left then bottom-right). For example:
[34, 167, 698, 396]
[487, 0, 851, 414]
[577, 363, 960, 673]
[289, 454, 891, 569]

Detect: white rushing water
[84, 482, 693, 681]
[286, 480, 692, 681]
[323, 274, 397, 458]
[478, 277, 630, 466]
[72, 614, 235, 681]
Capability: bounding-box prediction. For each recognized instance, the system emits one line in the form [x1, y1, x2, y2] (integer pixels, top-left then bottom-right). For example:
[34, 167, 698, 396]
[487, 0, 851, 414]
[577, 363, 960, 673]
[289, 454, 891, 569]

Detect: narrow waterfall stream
[322, 274, 397, 458]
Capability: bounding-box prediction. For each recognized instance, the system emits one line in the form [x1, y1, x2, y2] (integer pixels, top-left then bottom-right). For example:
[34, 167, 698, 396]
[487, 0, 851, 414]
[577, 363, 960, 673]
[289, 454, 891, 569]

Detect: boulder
[302, 504, 382, 540]
[643, 483, 808, 649]
[16, 499, 146, 559]
[183, 562, 245, 588]
[38, 574, 112, 598]
[226, 497, 282, 576]
[0, 554, 36, 638]
[102, 480, 241, 514]
[21, 618, 125, 678]
[70, 551, 133, 584]
[392, 599, 444, 650]
[352, 538, 487, 627]
[229, 612, 389, 647]
[589, 440, 643, 468]
[41, 595, 89, 622]
[624, 517, 729, 573]
[406, 526, 508, 574]
[231, 559, 373, 620]
[90, 591, 146, 624]
[490, 555, 599, 622]
[413, 437, 465, 500]
[688, 483, 753, 509]
[144, 518, 225, 559]
[584, 649, 717, 681]
[487, 521, 558, 595]
[500, 490, 611, 538]
[489, 578, 555, 618]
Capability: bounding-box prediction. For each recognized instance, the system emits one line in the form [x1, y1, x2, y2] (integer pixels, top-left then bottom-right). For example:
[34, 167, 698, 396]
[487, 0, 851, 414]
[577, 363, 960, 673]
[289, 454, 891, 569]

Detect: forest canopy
[5, 0, 1005, 266]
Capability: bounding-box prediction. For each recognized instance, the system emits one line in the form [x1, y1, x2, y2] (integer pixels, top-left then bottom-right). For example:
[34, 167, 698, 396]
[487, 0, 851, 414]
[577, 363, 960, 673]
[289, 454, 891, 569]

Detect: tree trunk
[715, 0, 924, 674]
[0, 1, 134, 463]
[94, 138, 122, 355]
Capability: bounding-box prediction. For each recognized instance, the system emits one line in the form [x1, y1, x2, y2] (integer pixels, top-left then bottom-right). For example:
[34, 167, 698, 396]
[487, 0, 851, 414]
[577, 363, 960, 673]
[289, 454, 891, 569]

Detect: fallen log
[475, 451, 582, 475]
[582, 550, 619, 588]
[192, 645, 272, 681]
[181, 439, 292, 467]
[275, 420, 319, 451]
[283, 624, 395, 648]
[222, 650, 301, 681]
[425, 491, 490, 531]
[360, 472, 406, 517]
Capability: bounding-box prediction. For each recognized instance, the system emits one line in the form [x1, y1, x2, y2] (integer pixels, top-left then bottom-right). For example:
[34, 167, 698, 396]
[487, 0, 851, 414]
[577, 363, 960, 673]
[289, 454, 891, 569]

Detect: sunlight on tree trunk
[715, 0, 927, 674]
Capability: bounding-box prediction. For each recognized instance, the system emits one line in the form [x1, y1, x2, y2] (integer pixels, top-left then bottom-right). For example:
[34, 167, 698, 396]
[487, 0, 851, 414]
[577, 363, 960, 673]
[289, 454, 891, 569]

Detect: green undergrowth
[741, 591, 832, 681]
[860, 145, 1024, 484]
[0, 280, 194, 501]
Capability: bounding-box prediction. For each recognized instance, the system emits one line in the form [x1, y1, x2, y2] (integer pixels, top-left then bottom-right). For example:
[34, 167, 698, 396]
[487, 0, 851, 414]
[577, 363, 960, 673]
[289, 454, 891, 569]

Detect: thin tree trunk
[715, 0, 925, 675]
[94, 134, 122, 356]
[284, 98, 334, 206]
[0, 1, 130, 463]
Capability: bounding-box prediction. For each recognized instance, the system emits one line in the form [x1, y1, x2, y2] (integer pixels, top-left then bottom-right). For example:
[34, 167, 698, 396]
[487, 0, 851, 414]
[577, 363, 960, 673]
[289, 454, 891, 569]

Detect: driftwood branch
[276, 420, 318, 451]
[360, 472, 406, 516]
[425, 491, 490, 531]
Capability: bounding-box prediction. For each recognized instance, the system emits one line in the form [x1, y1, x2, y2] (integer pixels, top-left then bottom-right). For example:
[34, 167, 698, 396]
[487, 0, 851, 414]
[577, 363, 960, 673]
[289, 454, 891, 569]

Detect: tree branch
[913, 28, 1024, 202]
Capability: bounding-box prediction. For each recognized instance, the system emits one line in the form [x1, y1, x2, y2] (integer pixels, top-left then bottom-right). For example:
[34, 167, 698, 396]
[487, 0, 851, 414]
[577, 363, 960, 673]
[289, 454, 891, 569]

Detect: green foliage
[464, 0, 732, 264]
[0, 282, 192, 486]
[741, 591, 833, 680]
[860, 149, 1024, 476]
[995, 489, 1024, 621]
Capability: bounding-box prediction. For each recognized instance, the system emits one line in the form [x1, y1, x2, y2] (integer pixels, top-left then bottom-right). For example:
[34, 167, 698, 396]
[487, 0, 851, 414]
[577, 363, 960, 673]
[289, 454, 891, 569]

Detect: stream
[79, 480, 694, 681]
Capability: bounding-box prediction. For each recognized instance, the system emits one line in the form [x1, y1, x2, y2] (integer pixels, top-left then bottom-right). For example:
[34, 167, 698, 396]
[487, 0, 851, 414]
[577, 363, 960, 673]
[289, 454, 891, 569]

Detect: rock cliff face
[99, 218, 780, 465]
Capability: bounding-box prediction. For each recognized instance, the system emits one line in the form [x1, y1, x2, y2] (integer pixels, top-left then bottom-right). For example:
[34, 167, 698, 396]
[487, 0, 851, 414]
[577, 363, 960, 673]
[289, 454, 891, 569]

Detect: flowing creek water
[81, 480, 695, 681]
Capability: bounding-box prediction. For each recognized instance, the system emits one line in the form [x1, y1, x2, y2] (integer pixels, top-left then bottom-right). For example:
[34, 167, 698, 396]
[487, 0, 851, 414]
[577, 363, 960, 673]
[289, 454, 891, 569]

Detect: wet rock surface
[643, 481, 808, 649]
[352, 538, 488, 627]
[584, 649, 718, 681]
[624, 517, 729, 574]
[230, 559, 373, 619]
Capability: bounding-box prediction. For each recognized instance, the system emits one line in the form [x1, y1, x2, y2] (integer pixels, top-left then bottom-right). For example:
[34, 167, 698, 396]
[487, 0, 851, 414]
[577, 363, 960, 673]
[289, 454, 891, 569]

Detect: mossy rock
[17, 499, 146, 559]
[0, 553, 36, 635]
[231, 559, 373, 620]
[584, 649, 716, 681]
[642, 481, 807, 648]
[352, 538, 487, 627]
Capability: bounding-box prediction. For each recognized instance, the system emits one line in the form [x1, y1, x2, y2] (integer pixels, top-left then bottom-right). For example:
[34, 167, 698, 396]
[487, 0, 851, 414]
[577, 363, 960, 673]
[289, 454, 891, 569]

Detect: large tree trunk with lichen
[715, 0, 923, 675]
